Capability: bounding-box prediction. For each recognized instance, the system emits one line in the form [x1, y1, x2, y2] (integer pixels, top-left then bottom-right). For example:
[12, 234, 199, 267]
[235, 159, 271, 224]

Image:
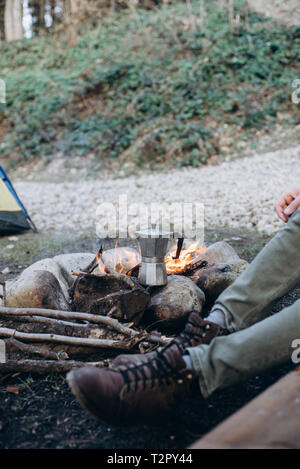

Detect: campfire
[0, 238, 249, 375]
[165, 242, 207, 274]
[95, 241, 207, 276]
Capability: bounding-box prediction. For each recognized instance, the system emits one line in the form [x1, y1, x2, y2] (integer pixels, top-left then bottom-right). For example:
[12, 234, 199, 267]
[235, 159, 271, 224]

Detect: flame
[96, 245, 140, 275]
[96, 241, 206, 277]
[165, 241, 206, 274]
[96, 252, 107, 274]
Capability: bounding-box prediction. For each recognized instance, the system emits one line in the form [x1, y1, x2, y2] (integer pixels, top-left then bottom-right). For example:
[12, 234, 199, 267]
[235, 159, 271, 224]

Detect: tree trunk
[49, 0, 56, 27]
[38, 0, 46, 31]
[68, 0, 79, 46]
[29, 0, 46, 36]
[0, 0, 5, 40]
[4, 0, 23, 41]
[228, 0, 234, 27]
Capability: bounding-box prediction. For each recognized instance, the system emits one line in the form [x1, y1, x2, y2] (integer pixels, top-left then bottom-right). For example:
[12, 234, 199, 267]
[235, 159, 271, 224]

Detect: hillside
[0, 0, 300, 174]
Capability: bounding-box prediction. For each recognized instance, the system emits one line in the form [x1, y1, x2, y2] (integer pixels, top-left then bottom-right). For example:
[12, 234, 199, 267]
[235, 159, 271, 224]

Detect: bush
[0, 0, 299, 169]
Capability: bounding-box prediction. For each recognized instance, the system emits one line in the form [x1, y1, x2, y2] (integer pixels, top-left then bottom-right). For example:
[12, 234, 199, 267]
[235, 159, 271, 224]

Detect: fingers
[284, 194, 300, 217]
[275, 189, 300, 222]
[275, 192, 292, 222]
[275, 202, 289, 222]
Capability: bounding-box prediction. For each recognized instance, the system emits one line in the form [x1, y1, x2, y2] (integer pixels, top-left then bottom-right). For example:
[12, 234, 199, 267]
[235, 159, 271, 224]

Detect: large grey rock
[191, 259, 249, 305]
[191, 241, 240, 267]
[146, 275, 205, 328]
[5, 270, 71, 310]
[5, 253, 95, 310]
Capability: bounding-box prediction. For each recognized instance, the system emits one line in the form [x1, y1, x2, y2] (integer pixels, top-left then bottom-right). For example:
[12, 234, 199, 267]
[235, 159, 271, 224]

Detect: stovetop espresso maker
[135, 227, 184, 286]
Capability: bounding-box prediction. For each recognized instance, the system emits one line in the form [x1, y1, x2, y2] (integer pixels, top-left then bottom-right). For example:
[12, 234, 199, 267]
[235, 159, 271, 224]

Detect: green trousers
[188, 208, 300, 398]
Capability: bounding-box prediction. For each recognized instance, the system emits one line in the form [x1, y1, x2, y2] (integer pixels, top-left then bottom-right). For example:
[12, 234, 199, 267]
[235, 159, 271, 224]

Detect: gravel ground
[248, 0, 300, 26]
[15, 145, 300, 236]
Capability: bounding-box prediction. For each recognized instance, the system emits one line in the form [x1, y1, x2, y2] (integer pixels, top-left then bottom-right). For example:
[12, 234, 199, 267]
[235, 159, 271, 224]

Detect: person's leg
[210, 208, 300, 332]
[188, 298, 300, 398]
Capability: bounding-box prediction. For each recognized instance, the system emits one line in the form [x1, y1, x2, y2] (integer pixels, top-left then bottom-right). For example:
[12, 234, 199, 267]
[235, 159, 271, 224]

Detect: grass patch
[0, 0, 299, 170]
[0, 230, 98, 276]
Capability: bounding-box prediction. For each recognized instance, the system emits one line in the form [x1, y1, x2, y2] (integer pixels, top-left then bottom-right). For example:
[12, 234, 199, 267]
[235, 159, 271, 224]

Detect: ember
[165, 242, 206, 274]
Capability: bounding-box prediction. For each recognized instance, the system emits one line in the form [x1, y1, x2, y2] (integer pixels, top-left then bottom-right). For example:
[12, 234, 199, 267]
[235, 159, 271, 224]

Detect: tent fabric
[0, 165, 33, 235]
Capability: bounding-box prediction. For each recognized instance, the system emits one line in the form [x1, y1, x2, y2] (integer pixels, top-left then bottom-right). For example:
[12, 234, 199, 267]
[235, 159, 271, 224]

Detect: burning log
[165, 242, 206, 275]
[165, 241, 240, 276]
[81, 245, 104, 274]
[98, 247, 140, 275]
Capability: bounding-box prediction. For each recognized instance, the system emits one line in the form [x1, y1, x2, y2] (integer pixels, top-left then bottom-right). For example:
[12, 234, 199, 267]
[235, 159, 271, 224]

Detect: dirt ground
[0, 227, 298, 449]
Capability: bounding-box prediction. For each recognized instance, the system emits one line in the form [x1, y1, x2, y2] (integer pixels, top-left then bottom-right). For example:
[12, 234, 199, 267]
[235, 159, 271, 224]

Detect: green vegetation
[0, 0, 300, 170]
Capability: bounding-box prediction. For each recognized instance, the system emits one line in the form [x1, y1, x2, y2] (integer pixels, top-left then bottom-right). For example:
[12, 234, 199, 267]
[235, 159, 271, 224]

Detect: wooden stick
[0, 307, 170, 345]
[7, 337, 68, 360]
[0, 306, 138, 338]
[82, 245, 103, 274]
[2, 314, 89, 329]
[0, 359, 109, 374]
[0, 326, 139, 350]
[71, 270, 104, 277]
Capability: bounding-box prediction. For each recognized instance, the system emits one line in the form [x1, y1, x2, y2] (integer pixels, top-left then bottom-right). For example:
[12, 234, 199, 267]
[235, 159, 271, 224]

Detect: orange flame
[96, 246, 140, 275]
[165, 242, 206, 274]
[96, 252, 107, 274]
[96, 241, 206, 277]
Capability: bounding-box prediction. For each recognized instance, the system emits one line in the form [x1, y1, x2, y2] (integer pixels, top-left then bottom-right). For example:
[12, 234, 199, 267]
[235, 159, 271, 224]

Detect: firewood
[0, 307, 169, 346]
[0, 326, 146, 350]
[0, 306, 139, 337]
[2, 313, 89, 329]
[0, 359, 109, 374]
[7, 337, 68, 360]
[71, 270, 103, 277]
[82, 245, 103, 274]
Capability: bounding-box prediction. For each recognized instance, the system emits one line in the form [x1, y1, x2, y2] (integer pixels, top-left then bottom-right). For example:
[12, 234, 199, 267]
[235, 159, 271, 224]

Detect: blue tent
[0, 165, 37, 235]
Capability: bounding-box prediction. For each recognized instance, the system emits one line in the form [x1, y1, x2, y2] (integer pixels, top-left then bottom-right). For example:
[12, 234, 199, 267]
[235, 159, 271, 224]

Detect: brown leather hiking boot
[67, 342, 199, 425]
[111, 312, 224, 368]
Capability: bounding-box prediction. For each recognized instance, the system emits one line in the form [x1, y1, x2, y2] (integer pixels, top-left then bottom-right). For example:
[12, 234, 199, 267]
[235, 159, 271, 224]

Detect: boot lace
[119, 343, 183, 393]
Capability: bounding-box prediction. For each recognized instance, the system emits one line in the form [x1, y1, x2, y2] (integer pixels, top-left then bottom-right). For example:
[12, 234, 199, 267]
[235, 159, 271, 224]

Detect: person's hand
[275, 187, 300, 222]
